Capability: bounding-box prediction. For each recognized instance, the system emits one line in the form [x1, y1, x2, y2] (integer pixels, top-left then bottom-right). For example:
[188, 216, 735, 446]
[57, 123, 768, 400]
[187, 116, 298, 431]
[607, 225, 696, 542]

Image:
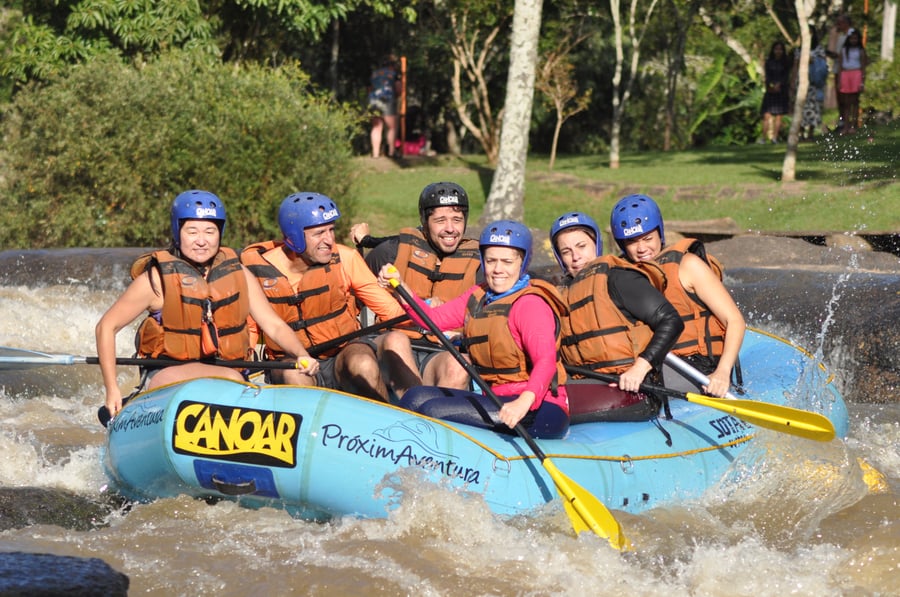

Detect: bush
[0, 51, 361, 249]
[864, 56, 900, 118]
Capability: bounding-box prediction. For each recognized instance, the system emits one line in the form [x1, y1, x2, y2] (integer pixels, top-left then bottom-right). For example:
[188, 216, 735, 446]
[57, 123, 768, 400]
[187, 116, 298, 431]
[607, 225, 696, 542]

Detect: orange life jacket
[134, 248, 251, 361]
[393, 227, 481, 300]
[463, 279, 568, 387]
[241, 241, 360, 358]
[654, 238, 727, 358]
[392, 227, 480, 341]
[560, 255, 665, 375]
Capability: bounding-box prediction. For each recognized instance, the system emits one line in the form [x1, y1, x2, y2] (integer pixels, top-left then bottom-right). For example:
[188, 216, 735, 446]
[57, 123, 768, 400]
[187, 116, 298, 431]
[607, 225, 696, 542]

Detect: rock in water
[0, 552, 128, 596]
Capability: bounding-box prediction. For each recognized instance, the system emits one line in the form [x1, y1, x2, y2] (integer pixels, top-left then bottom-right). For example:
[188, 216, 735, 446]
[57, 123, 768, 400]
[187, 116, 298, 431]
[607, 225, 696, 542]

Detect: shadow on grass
[539, 120, 898, 187]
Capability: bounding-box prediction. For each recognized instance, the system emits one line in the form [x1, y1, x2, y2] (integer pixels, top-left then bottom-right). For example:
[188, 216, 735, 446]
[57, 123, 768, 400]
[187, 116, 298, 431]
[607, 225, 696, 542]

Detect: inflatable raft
[102, 329, 849, 521]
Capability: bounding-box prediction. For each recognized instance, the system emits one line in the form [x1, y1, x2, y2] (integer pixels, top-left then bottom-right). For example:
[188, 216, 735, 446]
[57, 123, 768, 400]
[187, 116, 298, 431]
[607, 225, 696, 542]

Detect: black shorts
[409, 340, 445, 376]
[313, 355, 338, 389]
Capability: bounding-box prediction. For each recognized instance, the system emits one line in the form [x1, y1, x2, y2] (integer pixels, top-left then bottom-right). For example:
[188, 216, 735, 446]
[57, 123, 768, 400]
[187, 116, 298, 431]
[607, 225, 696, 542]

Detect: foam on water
[0, 262, 897, 595]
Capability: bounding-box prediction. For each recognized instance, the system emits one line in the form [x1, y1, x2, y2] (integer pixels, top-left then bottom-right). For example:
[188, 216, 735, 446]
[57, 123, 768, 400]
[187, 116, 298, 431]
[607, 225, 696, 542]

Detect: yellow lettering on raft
[174, 403, 297, 465]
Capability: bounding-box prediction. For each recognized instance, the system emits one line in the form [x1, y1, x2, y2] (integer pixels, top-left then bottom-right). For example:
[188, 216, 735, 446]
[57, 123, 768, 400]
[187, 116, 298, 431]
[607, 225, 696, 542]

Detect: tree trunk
[549, 116, 562, 170]
[884, 0, 897, 62]
[608, 0, 659, 169]
[481, 0, 543, 224]
[782, 0, 815, 183]
[663, 0, 702, 150]
[609, 0, 625, 169]
[329, 20, 340, 96]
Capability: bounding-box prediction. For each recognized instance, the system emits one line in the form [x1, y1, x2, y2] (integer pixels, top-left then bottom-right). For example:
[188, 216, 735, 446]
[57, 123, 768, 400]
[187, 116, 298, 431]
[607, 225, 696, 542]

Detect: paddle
[2, 314, 411, 427]
[387, 273, 631, 551]
[0, 348, 300, 371]
[564, 365, 836, 443]
[664, 353, 738, 399]
[0, 314, 410, 372]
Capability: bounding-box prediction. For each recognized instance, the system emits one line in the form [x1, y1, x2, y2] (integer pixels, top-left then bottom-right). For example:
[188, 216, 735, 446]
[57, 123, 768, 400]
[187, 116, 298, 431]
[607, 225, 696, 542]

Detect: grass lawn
[346, 120, 898, 242]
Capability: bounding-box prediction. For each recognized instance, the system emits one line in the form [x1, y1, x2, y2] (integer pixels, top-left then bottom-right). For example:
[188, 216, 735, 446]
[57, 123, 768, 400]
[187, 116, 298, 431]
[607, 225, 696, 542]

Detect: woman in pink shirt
[380, 220, 570, 439]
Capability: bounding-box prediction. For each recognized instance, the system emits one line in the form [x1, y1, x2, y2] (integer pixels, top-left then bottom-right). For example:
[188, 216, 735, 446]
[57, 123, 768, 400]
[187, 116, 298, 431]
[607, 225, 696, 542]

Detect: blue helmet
[550, 212, 602, 271]
[278, 192, 341, 254]
[479, 220, 532, 276]
[170, 190, 226, 248]
[609, 194, 664, 251]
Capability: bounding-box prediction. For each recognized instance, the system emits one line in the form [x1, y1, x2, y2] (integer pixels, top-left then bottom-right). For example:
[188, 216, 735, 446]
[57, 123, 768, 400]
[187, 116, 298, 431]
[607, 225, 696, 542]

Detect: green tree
[0, 51, 359, 249]
[1, 0, 414, 84]
[535, 33, 592, 169]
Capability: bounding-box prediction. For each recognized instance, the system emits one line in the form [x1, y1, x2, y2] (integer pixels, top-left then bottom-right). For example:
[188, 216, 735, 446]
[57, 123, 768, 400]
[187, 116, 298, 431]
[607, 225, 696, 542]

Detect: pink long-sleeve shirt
[402, 284, 568, 412]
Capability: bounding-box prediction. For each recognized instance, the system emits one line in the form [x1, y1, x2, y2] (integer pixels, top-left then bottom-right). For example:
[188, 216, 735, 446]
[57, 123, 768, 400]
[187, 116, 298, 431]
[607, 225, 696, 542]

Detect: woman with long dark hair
[758, 41, 794, 144]
[838, 29, 868, 134]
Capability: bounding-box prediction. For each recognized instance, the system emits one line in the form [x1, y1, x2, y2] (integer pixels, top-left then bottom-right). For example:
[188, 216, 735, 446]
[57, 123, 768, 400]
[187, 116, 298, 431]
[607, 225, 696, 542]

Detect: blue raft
[103, 329, 849, 520]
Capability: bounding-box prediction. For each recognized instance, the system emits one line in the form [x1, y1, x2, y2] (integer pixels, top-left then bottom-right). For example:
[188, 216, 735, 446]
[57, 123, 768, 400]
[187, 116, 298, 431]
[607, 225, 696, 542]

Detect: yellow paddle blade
[543, 459, 632, 551]
[685, 393, 836, 442]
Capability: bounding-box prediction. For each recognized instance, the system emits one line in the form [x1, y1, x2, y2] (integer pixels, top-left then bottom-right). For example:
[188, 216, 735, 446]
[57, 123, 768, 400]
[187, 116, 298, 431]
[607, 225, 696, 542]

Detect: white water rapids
[0, 251, 897, 596]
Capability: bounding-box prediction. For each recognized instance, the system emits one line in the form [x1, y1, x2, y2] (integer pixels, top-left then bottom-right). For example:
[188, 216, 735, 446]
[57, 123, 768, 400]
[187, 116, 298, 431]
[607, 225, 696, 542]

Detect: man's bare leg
[423, 351, 470, 390]
[376, 331, 423, 398]
[335, 342, 390, 401]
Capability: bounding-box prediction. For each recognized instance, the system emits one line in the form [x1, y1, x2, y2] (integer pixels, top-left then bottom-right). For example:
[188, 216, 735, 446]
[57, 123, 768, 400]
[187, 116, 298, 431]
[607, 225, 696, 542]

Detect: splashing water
[0, 251, 897, 595]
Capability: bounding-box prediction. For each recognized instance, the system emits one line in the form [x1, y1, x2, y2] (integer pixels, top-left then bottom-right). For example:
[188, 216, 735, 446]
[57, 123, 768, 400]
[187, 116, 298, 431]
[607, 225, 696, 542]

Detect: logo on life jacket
[489, 234, 511, 244]
[195, 207, 220, 218]
[173, 401, 301, 467]
[623, 224, 645, 236]
[181, 275, 199, 287]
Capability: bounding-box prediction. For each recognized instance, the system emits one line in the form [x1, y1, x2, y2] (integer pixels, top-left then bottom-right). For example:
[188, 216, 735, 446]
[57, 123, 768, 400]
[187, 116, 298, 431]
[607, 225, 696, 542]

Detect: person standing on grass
[793, 27, 829, 141]
[826, 14, 853, 131]
[367, 54, 400, 159]
[837, 29, 868, 135]
[758, 41, 793, 144]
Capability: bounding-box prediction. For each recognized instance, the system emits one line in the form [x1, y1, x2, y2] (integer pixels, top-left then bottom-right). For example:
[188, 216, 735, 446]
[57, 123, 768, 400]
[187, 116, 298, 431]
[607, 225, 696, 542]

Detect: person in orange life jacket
[95, 190, 317, 419]
[550, 212, 683, 394]
[241, 192, 406, 401]
[348, 182, 480, 396]
[610, 195, 745, 398]
[379, 220, 570, 439]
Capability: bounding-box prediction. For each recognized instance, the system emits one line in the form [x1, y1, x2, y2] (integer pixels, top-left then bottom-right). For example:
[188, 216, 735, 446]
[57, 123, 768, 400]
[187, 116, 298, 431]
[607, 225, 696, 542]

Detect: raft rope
[419, 409, 756, 465]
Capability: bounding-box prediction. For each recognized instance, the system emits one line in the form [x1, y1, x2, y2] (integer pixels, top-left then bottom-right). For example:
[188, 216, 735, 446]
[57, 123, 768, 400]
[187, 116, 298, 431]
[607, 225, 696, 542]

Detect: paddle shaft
[389, 283, 547, 459]
[0, 314, 410, 371]
[390, 279, 631, 549]
[664, 353, 738, 399]
[564, 364, 836, 442]
[565, 364, 728, 403]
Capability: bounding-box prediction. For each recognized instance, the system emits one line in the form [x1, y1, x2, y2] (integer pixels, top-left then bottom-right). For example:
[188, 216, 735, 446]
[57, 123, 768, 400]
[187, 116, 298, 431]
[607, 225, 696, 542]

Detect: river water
[0, 249, 897, 596]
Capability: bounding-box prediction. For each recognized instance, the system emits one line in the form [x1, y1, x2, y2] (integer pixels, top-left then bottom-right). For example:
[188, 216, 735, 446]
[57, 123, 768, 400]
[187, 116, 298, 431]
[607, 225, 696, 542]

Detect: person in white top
[837, 28, 868, 134]
[826, 15, 853, 129]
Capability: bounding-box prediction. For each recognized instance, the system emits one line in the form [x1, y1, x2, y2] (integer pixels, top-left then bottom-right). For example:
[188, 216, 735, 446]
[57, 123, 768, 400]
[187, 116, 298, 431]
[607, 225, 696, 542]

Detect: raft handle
[211, 475, 257, 496]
